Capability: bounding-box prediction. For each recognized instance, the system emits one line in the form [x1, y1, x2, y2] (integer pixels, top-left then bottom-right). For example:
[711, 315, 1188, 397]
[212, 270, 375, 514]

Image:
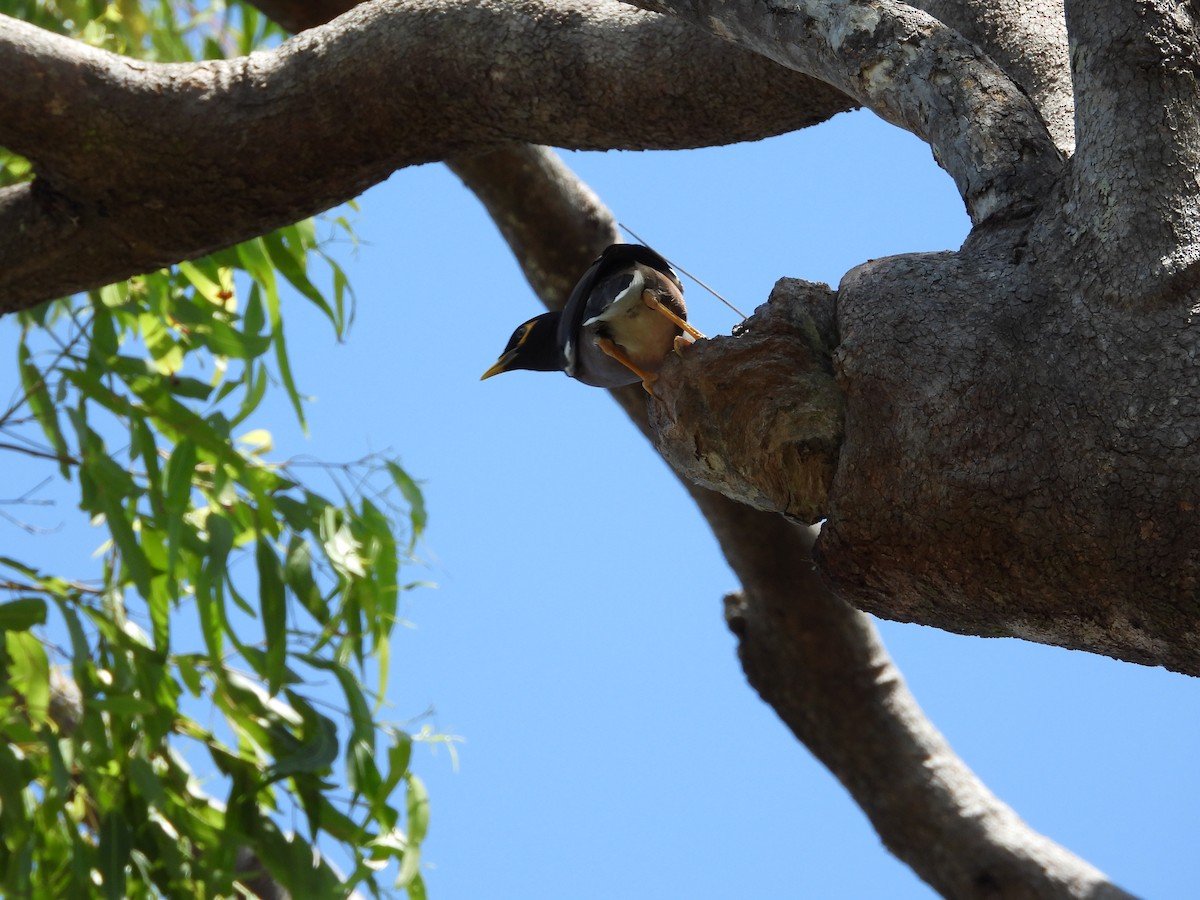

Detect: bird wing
[558, 244, 682, 377]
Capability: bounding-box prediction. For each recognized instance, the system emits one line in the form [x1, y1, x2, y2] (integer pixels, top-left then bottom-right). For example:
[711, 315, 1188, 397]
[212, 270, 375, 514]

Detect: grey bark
[0, 1, 850, 312]
[624, 0, 1063, 223]
[1062, 0, 1200, 305]
[624, 0, 1200, 674]
[2, 0, 1193, 893]
[910, 0, 1074, 152]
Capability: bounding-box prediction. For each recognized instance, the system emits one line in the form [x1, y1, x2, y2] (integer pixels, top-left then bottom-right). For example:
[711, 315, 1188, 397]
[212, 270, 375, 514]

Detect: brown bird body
[482, 244, 703, 391]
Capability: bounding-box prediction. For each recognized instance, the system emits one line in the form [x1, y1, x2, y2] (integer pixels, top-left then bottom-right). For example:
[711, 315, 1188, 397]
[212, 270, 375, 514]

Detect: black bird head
[482, 244, 702, 390]
[479, 311, 563, 380]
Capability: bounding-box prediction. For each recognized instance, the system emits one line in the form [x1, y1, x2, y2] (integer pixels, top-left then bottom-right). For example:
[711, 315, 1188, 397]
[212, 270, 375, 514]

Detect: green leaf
[387, 461, 427, 548]
[238, 244, 307, 430]
[284, 537, 328, 625]
[409, 873, 429, 900]
[231, 363, 269, 428]
[405, 774, 430, 846]
[163, 438, 197, 580]
[147, 574, 171, 653]
[383, 731, 413, 799]
[0, 598, 47, 631]
[271, 695, 339, 777]
[166, 374, 215, 400]
[176, 655, 203, 696]
[139, 313, 185, 374]
[242, 815, 343, 897]
[177, 260, 224, 303]
[98, 811, 132, 900]
[196, 514, 234, 658]
[5, 631, 50, 725]
[348, 738, 382, 798]
[257, 537, 287, 696]
[97, 283, 129, 309]
[88, 456, 154, 598]
[0, 741, 33, 844]
[303, 656, 374, 747]
[164, 440, 197, 513]
[263, 228, 339, 332]
[126, 755, 167, 809]
[90, 304, 119, 363]
[51, 597, 92, 696]
[243, 284, 266, 336]
[396, 844, 421, 889]
[18, 342, 71, 477]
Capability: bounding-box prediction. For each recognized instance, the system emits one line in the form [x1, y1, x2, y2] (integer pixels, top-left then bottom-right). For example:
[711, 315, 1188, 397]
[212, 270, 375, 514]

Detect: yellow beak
[480, 351, 518, 381]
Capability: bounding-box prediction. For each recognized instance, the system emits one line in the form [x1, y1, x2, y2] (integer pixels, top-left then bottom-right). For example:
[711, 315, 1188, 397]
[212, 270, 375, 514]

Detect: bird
[481, 243, 704, 392]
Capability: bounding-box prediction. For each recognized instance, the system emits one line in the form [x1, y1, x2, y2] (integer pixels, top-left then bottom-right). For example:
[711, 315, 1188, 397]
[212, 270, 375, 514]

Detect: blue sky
[6, 108, 1198, 897]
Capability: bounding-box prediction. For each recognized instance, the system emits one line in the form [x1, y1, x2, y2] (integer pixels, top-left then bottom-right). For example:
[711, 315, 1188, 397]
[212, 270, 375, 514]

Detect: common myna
[481, 244, 704, 392]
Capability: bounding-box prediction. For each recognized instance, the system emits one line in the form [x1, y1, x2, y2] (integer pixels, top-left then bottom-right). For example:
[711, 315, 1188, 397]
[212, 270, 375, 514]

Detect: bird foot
[642, 293, 706, 340]
[597, 336, 658, 389]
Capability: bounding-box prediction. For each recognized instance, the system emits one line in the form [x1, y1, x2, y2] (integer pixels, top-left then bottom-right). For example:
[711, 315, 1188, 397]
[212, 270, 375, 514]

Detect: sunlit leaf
[238, 243, 307, 430]
[5, 631, 50, 725]
[264, 228, 340, 333]
[406, 774, 430, 846]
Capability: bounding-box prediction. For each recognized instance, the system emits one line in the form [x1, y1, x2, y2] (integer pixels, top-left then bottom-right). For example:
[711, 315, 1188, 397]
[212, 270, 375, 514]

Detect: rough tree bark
[631, 0, 1200, 676]
[3, 0, 1194, 895]
[0, 0, 850, 309]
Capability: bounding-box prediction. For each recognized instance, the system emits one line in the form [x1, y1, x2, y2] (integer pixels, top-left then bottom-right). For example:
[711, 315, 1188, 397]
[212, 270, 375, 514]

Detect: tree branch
[621, 0, 1064, 224]
[909, 0, 1074, 152]
[0, 1, 852, 313]
[648, 278, 842, 525]
[454, 142, 1134, 899]
[1061, 0, 1200, 307]
[708, 501, 1137, 900]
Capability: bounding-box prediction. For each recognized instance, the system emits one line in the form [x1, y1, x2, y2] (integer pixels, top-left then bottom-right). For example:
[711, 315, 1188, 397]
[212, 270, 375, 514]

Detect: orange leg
[596, 337, 659, 395]
[642, 292, 706, 340]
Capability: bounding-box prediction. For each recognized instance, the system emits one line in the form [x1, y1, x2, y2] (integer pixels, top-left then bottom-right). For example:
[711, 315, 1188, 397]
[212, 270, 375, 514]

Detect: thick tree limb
[454, 142, 1135, 899]
[0, 1, 851, 313]
[622, 0, 1064, 223]
[648, 278, 842, 524]
[910, 0, 1074, 152]
[707, 502, 1136, 900]
[1061, 0, 1200, 307]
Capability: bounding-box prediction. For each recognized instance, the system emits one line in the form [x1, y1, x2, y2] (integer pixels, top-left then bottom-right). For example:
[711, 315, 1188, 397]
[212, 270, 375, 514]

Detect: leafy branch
[0, 1, 432, 896]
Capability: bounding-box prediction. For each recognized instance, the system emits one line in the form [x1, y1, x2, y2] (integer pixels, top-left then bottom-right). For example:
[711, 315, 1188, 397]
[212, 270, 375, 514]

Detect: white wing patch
[563, 336, 576, 375]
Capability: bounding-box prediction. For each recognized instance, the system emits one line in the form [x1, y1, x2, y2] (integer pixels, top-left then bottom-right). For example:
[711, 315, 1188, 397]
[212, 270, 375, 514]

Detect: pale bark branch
[622, 0, 1064, 223]
[1061, 0, 1200, 307]
[910, 0, 1074, 152]
[0, 1, 851, 313]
